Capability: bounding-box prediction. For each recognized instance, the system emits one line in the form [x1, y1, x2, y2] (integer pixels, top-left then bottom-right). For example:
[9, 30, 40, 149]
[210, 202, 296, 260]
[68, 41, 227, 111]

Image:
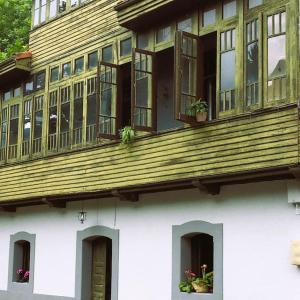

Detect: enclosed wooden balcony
[0, 104, 298, 210]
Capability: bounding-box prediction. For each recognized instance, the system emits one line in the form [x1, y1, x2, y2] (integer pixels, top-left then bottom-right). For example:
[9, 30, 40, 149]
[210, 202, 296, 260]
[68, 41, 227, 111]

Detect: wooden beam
[289, 167, 300, 180]
[42, 198, 66, 208]
[111, 190, 139, 202]
[0, 206, 16, 212]
[192, 180, 220, 195]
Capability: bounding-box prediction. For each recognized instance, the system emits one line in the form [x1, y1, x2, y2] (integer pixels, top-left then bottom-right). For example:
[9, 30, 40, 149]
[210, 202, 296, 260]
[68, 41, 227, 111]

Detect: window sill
[177, 291, 218, 299]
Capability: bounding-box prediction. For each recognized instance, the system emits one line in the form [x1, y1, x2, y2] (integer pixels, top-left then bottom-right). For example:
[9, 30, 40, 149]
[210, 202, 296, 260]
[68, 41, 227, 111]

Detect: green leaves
[0, 0, 31, 61]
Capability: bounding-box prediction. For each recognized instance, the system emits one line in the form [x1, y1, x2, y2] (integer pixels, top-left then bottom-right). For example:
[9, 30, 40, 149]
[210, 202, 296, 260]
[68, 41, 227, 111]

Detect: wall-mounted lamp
[78, 211, 87, 224]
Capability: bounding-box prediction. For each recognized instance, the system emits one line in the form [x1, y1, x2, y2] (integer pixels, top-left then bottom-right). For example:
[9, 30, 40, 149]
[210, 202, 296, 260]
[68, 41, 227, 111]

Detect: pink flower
[24, 271, 30, 279]
[16, 269, 23, 275]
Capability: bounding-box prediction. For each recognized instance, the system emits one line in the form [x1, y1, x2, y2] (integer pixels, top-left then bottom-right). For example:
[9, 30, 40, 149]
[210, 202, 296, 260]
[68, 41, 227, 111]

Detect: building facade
[0, 0, 300, 299]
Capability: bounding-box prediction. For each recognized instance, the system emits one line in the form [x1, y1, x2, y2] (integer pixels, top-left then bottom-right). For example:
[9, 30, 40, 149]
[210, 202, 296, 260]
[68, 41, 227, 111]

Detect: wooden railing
[73, 127, 82, 145]
[33, 138, 42, 154]
[86, 124, 96, 143]
[8, 144, 17, 159]
[60, 131, 70, 149]
[0, 148, 6, 161]
[48, 133, 57, 151]
[22, 140, 30, 156]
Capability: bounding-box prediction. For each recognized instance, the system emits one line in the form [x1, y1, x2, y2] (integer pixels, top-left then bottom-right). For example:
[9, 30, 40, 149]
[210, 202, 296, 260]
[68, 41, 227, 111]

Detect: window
[75, 57, 84, 74]
[22, 100, 32, 156]
[4, 91, 12, 101]
[9, 105, 19, 146]
[33, 96, 43, 154]
[35, 71, 46, 90]
[73, 82, 84, 144]
[220, 29, 236, 112]
[177, 18, 192, 33]
[246, 19, 259, 106]
[203, 8, 216, 27]
[62, 62, 71, 78]
[223, 0, 237, 19]
[88, 51, 98, 69]
[8, 232, 35, 293]
[34, 0, 46, 26]
[49, 0, 58, 18]
[249, 0, 263, 9]
[120, 38, 132, 57]
[156, 25, 172, 43]
[59, 0, 67, 13]
[75, 226, 119, 300]
[172, 221, 223, 300]
[71, 0, 78, 7]
[24, 79, 34, 96]
[48, 91, 58, 151]
[137, 33, 149, 49]
[267, 11, 286, 102]
[60, 86, 71, 148]
[102, 46, 113, 63]
[0, 108, 8, 161]
[86, 77, 97, 142]
[51, 67, 59, 82]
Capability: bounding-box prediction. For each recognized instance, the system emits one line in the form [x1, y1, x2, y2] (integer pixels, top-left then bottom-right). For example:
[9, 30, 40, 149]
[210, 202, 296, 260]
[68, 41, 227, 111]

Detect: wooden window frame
[132, 48, 157, 132]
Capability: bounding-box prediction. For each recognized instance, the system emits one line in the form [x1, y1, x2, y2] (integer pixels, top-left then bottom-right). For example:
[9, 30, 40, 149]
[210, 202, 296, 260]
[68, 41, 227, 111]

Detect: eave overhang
[0, 52, 32, 90]
[114, 0, 203, 31]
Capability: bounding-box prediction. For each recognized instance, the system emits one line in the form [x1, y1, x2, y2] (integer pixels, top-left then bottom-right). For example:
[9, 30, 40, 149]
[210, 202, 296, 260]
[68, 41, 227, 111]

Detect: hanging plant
[120, 126, 135, 145]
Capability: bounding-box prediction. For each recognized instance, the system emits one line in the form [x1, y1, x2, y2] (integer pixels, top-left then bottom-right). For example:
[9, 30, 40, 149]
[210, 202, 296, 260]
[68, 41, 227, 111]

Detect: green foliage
[120, 126, 135, 145]
[179, 281, 194, 293]
[190, 100, 208, 113]
[0, 0, 32, 61]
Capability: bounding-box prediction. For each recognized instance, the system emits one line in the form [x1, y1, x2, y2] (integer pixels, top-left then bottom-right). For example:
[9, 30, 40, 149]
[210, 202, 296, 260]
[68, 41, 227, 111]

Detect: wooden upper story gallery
[0, 0, 300, 207]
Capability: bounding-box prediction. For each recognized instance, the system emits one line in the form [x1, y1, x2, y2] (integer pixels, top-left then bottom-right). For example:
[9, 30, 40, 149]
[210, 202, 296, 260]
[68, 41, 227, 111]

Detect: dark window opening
[120, 62, 131, 128]
[156, 47, 183, 131]
[35, 71, 46, 90]
[13, 240, 30, 283]
[200, 32, 217, 120]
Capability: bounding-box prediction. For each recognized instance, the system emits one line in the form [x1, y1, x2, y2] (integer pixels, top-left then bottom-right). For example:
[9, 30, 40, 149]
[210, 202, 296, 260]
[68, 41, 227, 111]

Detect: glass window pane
[203, 9, 216, 27]
[34, 111, 43, 139]
[120, 38, 132, 57]
[35, 71, 46, 90]
[178, 18, 192, 33]
[137, 33, 149, 49]
[87, 95, 96, 125]
[268, 35, 286, 79]
[156, 26, 171, 43]
[75, 57, 84, 74]
[74, 99, 83, 129]
[49, 106, 57, 135]
[40, 5, 46, 23]
[59, 0, 66, 12]
[25, 81, 34, 95]
[4, 91, 11, 101]
[50, 0, 57, 18]
[221, 50, 235, 91]
[51, 67, 59, 82]
[14, 87, 21, 97]
[34, 9, 39, 26]
[249, 0, 263, 9]
[102, 46, 113, 63]
[60, 103, 70, 132]
[71, 0, 78, 7]
[223, 0, 236, 19]
[88, 52, 98, 69]
[62, 62, 71, 78]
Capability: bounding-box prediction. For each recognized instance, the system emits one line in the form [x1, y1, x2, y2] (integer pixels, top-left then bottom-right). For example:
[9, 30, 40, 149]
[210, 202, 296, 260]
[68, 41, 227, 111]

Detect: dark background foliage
[0, 0, 32, 61]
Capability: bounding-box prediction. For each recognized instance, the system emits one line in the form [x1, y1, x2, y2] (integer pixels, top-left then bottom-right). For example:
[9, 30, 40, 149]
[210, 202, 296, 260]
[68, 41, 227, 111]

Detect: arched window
[75, 226, 119, 300]
[172, 221, 223, 300]
[8, 232, 35, 293]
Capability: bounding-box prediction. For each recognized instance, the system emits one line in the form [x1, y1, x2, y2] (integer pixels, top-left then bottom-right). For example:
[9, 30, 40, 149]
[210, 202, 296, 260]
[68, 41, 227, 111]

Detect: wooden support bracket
[192, 180, 220, 195]
[0, 206, 16, 212]
[42, 198, 66, 208]
[112, 190, 139, 202]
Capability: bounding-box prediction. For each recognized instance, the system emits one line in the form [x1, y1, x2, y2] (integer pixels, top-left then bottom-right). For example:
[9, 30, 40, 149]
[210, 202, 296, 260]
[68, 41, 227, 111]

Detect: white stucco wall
[1, 179, 300, 300]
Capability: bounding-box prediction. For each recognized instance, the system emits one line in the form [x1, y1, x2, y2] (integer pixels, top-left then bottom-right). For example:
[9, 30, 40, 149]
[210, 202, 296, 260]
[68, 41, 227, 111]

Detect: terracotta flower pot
[196, 112, 207, 122]
[192, 282, 209, 293]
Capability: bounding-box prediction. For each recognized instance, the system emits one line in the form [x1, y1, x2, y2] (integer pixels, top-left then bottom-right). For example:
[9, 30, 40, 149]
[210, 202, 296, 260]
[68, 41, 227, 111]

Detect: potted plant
[16, 269, 30, 283]
[190, 100, 208, 122]
[120, 126, 135, 145]
[179, 265, 213, 294]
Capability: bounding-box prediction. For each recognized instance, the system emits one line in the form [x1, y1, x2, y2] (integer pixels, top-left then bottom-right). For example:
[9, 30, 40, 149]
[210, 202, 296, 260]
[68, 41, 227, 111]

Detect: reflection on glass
[246, 42, 259, 105]
[62, 63, 71, 78]
[75, 57, 84, 74]
[49, 106, 57, 135]
[120, 38, 132, 57]
[268, 35, 286, 79]
[223, 0, 236, 19]
[137, 34, 149, 49]
[59, 0, 66, 12]
[102, 46, 113, 63]
[74, 99, 83, 129]
[178, 18, 192, 33]
[9, 119, 18, 145]
[203, 9, 216, 27]
[34, 111, 43, 139]
[71, 0, 78, 7]
[87, 95, 96, 125]
[221, 50, 235, 91]
[60, 103, 70, 132]
[88, 52, 98, 69]
[1, 122, 7, 148]
[36, 72, 45, 89]
[14, 87, 21, 97]
[51, 67, 59, 82]
[249, 0, 263, 8]
[50, 0, 57, 18]
[156, 26, 171, 43]
[4, 91, 11, 101]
